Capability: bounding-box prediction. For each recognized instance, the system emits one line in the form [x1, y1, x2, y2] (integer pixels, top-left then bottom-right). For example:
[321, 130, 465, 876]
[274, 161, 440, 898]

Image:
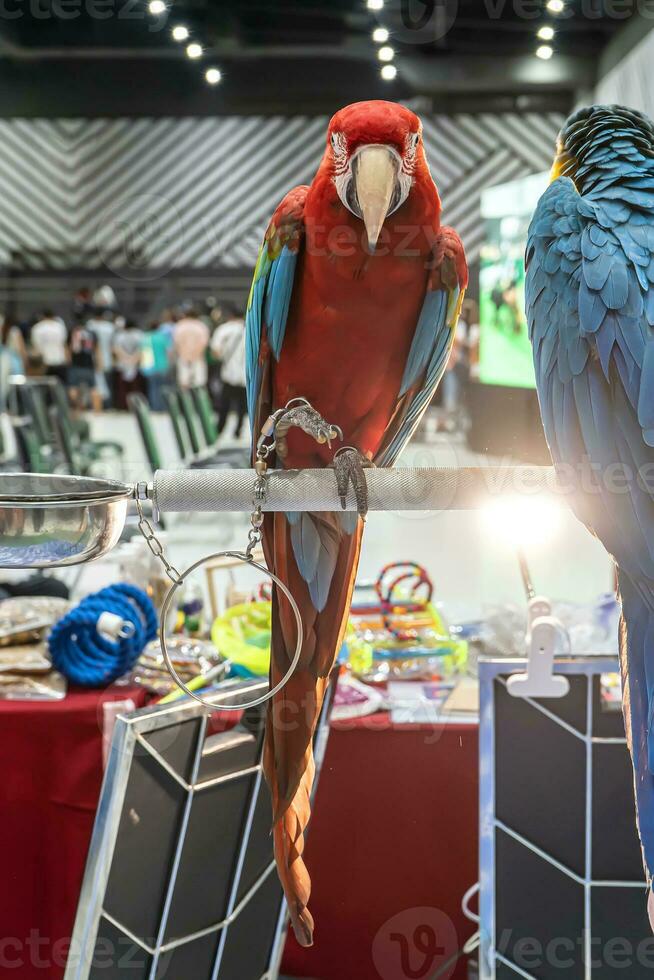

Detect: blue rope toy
[49, 584, 158, 687]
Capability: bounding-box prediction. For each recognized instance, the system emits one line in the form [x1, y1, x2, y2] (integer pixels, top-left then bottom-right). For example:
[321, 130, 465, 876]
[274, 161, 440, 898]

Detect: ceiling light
[367, 0, 384, 9]
[381, 64, 397, 81]
[205, 67, 221, 85]
[372, 26, 389, 43]
[537, 25, 555, 40]
[186, 42, 203, 59]
[378, 45, 394, 62]
[171, 25, 189, 41]
[546, 0, 565, 12]
[148, 0, 165, 13]
[536, 44, 554, 60]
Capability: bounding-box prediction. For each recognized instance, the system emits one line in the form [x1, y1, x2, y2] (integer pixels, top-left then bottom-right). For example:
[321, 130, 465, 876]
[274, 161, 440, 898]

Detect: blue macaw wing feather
[399, 290, 449, 396]
[245, 186, 308, 427]
[527, 167, 654, 884]
[528, 176, 654, 571]
[376, 264, 463, 468]
[638, 340, 654, 444]
[288, 512, 341, 611]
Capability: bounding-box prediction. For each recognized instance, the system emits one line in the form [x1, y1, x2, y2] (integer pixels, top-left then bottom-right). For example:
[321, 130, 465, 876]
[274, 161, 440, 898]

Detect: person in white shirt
[31, 310, 68, 381]
[210, 307, 248, 438]
[87, 311, 116, 407]
[174, 309, 210, 389]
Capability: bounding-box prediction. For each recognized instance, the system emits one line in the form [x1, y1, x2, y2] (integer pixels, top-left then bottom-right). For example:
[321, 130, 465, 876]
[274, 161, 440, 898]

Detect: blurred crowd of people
[0, 285, 481, 442]
[0, 287, 248, 434]
[441, 298, 480, 431]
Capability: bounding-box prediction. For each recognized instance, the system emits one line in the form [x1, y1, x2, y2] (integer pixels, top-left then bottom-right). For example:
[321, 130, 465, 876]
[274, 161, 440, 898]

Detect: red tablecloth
[0, 693, 478, 980]
[282, 714, 479, 980]
[0, 685, 147, 980]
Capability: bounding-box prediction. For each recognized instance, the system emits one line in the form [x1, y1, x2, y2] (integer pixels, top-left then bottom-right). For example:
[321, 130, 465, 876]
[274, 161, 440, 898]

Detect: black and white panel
[0, 112, 563, 272]
[479, 657, 653, 980]
[65, 679, 336, 980]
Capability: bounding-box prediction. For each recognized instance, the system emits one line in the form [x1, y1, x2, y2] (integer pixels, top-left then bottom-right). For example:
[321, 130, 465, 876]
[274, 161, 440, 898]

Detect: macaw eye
[331, 133, 339, 150]
[411, 132, 421, 149]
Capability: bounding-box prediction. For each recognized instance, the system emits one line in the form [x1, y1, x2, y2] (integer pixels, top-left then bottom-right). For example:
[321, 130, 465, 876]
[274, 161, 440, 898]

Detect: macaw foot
[333, 446, 374, 518]
[270, 398, 343, 460]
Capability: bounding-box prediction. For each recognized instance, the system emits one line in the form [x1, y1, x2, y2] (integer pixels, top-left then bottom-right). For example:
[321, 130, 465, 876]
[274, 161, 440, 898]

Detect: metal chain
[247, 395, 340, 557]
[135, 397, 316, 575]
[132, 403, 327, 712]
[135, 495, 183, 585]
[246, 453, 268, 559]
[134, 451, 269, 575]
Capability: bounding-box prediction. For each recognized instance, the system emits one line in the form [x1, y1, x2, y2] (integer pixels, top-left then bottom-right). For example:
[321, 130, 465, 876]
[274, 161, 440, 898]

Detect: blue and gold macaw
[526, 105, 654, 917]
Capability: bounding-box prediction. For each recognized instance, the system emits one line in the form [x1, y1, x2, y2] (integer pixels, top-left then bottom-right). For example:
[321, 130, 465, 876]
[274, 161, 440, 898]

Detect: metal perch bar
[151, 466, 559, 514]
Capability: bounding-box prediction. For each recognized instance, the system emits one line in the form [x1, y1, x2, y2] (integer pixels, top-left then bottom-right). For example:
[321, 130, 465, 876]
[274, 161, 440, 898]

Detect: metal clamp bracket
[507, 595, 570, 699]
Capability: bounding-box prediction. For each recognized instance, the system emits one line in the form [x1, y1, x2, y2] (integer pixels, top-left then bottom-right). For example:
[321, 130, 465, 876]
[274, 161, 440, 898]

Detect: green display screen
[479, 172, 549, 390]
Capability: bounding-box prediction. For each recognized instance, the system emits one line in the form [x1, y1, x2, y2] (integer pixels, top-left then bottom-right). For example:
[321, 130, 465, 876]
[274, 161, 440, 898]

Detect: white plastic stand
[507, 595, 570, 699]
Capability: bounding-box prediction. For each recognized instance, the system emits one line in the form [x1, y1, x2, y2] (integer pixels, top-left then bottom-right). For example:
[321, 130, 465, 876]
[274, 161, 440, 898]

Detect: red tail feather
[262, 510, 362, 945]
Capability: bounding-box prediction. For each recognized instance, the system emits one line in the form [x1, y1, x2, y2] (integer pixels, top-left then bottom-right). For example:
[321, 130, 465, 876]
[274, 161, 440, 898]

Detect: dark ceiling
[0, 0, 643, 116]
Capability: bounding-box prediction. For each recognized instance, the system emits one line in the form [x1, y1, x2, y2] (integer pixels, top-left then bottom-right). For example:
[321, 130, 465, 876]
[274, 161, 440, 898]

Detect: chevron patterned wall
[0, 112, 562, 274]
[596, 30, 654, 120]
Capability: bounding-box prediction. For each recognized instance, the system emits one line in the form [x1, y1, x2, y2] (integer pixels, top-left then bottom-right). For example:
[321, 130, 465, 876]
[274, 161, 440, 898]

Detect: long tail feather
[618, 571, 654, 925]
[263, 510, 362, 946]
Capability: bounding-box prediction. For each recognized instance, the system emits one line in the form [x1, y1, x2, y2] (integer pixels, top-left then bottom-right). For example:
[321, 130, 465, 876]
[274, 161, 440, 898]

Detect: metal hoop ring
[159, 551, 303, 712]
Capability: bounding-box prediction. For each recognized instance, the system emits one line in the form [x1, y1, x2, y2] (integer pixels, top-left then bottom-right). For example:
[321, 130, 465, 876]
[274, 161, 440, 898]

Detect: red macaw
[246, 100, 468, 946]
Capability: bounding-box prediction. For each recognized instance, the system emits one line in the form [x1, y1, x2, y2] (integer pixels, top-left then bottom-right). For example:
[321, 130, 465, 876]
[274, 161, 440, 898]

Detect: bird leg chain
[246, 447, 270, 560]
[249, 398, 343, 555]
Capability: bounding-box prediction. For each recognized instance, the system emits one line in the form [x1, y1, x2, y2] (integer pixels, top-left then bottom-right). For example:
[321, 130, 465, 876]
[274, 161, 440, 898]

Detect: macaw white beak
[351, 144, 401, 251]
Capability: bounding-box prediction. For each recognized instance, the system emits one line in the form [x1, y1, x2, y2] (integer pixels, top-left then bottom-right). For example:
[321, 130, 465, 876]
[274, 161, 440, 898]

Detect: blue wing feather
[245, 190, 307, 426]
[527, 176, 654, 569]
[245, 274, 267, 421]
[399, 291, 448, 396]
[527, 165, 654, 884]
[289, 512, 340, 612]
[264, 245, 298, 360]
[377, 279, 461, 468]
[246, 248, 298, 421]
[638, 340, 654, 441]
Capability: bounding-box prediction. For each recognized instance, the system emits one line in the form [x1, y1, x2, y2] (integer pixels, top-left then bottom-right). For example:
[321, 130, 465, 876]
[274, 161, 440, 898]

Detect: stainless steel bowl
[0, 474, 133, 568]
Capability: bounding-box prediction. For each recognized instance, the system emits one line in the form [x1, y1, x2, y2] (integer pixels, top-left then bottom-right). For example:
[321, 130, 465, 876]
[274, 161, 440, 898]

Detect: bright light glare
[186, 42, 203, 59]
[481, 495, 563, 548]
[537, 25, 555, 40]
[372, 26, 389, 43]
[172, 25, 189, 41]
[381, 64, 397, 81]
[367, 0, 384, 9]
[546, 0, 565, 12]
[148, 0, 165, 13]
[536, 44, 554, 60]
[378, 45, 395, 62]
[205, 67, 222, 84]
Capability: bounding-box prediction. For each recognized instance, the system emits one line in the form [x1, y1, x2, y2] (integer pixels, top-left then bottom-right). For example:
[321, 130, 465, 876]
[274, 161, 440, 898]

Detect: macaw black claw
[333, 447, 374, 518]
[272, 399, 343, 459]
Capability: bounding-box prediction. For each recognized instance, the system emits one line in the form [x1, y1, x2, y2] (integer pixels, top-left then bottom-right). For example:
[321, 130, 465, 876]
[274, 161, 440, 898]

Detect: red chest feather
[273, 211, 436, 464]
